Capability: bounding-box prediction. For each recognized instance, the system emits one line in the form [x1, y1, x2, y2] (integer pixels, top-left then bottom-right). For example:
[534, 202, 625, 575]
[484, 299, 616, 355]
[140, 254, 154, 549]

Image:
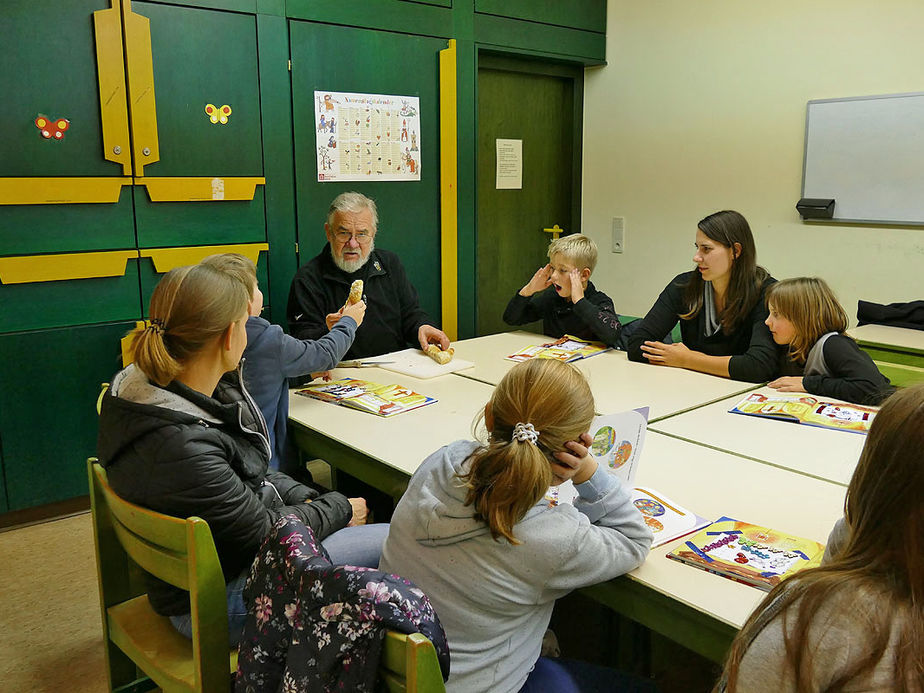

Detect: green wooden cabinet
[0, 259, 142, 333]
[289, 21, 444, 323]
[0, 0, 125, 178]
[0, 322, 133, 510]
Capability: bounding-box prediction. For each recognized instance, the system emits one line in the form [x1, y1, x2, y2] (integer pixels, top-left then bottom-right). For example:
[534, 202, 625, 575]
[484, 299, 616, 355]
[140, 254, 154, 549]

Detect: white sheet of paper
[495, 138, 522, 189]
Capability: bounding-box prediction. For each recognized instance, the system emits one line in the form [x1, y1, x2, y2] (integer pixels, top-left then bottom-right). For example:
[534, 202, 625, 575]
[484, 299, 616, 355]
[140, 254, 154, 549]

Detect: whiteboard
[801, 92, 924, 225]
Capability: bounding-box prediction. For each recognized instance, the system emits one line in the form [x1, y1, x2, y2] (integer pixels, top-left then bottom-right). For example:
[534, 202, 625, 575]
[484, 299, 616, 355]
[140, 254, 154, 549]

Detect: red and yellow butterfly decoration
[205, 104, 232, 124]
[35, 115, 70, 140]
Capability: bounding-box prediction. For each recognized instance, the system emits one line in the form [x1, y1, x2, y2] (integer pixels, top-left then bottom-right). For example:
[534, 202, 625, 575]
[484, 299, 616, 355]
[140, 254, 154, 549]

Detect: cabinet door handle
[121, 0, 160, 176]
[93, 1, 132, 175]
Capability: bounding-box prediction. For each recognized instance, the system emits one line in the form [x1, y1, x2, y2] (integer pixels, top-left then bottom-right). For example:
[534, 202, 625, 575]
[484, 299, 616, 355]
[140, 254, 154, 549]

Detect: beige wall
[583, 1, 924, 321]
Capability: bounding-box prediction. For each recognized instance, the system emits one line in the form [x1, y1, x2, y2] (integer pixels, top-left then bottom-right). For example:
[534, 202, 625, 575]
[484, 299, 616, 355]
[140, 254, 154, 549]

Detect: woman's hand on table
[551, 432, 597, 486]
[640, 340, 692, 368]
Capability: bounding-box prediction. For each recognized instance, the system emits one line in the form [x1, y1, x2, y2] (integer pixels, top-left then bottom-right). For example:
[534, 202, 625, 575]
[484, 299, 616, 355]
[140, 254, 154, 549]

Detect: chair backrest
[380, 630, 446, 693]
[88, 458, 230, 692]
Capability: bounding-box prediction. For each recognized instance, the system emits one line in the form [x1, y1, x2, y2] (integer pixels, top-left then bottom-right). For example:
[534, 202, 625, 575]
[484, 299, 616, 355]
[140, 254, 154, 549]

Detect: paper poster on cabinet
[314, 91, 421, 182]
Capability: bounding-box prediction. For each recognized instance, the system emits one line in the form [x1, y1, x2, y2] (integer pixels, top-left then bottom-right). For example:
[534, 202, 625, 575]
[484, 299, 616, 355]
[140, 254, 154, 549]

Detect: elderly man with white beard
[287, 191, 450, 360]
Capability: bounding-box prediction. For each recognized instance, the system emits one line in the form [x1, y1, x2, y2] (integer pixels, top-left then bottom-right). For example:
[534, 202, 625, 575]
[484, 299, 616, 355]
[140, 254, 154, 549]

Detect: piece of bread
[346, 280, 363, 305]
[426, 344, 454, 365]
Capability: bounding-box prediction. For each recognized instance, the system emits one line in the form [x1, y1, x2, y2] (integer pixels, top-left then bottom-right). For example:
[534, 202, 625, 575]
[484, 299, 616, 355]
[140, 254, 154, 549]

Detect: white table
[451, 331, 756, 421]
[849, 323, 924, 354]
[288, 366, 494, 498]
[650, 387, 868, 486]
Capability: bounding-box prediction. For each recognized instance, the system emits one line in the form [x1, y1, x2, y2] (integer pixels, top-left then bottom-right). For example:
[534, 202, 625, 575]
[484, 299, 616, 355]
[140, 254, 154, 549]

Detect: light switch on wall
[612, 217, 625, 253]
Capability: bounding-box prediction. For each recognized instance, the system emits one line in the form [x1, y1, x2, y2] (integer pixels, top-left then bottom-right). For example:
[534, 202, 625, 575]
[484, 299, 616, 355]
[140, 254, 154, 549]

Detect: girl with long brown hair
[380, 359, 653, 693]
[717, 384, 924, 691]
[627, 210, 778, 382]
[765, 277, 893, 405]
[97, 263, 373, 646]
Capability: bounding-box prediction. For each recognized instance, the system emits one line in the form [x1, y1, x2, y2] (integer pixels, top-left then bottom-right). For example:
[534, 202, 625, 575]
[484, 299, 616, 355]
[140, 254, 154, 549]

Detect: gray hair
[327, 191, 378, 231]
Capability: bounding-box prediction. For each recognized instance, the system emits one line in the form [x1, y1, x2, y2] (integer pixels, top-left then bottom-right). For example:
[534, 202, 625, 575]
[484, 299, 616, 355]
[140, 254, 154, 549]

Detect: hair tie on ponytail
[148, 318, 166, 336]
[512, 422, 539, 445]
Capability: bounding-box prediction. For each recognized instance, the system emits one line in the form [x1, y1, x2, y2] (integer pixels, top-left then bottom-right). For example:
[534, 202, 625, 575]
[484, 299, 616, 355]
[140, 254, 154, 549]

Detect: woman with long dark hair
[627, 210, 778, 382]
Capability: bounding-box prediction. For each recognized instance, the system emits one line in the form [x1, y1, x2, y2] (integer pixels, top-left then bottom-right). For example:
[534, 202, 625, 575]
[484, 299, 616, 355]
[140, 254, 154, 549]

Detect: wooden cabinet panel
[0, 322, 133, 509]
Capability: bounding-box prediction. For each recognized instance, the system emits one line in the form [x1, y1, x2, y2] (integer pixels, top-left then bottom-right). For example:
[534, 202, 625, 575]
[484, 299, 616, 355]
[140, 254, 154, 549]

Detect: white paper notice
[495, 138, 522, 189]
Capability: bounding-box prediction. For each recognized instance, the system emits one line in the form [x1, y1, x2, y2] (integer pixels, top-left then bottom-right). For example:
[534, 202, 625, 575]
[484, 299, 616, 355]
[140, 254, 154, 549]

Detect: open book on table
[295, 378, 436, 417]
[505, 335, 610, 363]
[729, 392, 876, 434]
[666, 517, 826, 591]
[545, 408, 708, 547]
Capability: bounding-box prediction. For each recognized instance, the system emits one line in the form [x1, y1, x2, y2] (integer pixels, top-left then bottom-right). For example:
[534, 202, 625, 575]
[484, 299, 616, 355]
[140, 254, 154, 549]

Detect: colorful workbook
[546, 407, 649, 505]
[729, 393, 876, 434]
[505, 335, 610, 363]
[295, 378, 436, 417]
[666, 517, 826, 591]
[631, 487, 710, 548]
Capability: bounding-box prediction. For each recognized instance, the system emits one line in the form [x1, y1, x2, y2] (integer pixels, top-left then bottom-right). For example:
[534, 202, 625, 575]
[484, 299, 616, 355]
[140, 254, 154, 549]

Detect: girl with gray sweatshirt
[380, 359, 653, 693]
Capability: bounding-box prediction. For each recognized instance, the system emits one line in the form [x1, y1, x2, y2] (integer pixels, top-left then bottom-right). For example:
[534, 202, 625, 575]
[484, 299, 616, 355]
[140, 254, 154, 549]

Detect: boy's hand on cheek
[568, 269, 584, 303]
[551, 432, 596, 485]
[520, 264, 552, 297]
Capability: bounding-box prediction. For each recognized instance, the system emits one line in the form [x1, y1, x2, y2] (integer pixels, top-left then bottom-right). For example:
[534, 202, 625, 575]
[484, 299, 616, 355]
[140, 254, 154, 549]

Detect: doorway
[476, 54, 583, 336]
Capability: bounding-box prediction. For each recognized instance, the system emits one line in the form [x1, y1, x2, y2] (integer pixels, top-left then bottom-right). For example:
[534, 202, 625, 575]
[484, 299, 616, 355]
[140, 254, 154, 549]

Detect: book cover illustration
[631, 487, 710, 548]
[546, 408, 648, 506]
[505, 335, 610, 364]
[729, 393, 876, 434]
[296, 378, 436, 417]
[666, 517, 825, 591]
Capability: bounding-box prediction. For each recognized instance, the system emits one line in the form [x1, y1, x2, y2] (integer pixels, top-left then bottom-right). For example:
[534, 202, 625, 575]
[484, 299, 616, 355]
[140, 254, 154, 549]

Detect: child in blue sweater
[201, 253, 366, 473]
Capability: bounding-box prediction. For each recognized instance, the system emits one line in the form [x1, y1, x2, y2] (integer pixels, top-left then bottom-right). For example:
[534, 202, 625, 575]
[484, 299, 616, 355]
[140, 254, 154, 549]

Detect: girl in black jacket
[627, 210, 779, 382]
[97, 263, 386, 644]
[764, 277, 894, 405]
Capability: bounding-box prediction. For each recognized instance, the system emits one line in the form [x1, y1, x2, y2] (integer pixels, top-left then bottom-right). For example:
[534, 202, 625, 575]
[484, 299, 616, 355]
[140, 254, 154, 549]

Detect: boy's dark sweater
[503, 281, 622, 346]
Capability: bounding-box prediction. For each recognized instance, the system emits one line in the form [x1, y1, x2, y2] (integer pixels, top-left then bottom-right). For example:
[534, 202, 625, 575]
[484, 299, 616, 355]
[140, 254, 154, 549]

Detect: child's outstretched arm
[503, 264, 553, 326]
[277, 302, 365, 377]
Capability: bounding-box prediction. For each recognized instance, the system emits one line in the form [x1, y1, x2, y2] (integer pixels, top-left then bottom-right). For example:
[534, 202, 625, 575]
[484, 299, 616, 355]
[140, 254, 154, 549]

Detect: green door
[476, 56, 583, 336]
[289, 21, 445, 324]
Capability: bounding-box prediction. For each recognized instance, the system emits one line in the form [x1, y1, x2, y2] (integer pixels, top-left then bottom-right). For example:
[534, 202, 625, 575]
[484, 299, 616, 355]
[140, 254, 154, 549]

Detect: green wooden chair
[380, 630, 447, 693]
[88, 459, 237, 693]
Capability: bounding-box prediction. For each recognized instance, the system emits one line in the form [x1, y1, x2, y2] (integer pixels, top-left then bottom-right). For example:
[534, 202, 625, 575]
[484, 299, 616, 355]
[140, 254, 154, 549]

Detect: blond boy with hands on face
[503, 234, 623, 346]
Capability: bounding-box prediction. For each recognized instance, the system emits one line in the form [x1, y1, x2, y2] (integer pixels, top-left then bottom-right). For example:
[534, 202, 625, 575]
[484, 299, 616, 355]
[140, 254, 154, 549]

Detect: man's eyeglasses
[334, 230, 372, 244]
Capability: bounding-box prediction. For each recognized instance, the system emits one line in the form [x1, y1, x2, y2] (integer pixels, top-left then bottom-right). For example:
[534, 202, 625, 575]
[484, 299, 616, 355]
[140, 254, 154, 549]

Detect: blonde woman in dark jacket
[97, 263, 381, 645]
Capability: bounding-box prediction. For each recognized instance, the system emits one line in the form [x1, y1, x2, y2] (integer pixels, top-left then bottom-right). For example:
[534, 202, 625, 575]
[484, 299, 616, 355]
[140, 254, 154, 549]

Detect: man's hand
[519, 264, 552, 297]
[418, 324, 450, 351]
[341, 299, 366, 327]
[768, 376, 806, 393]
[568, 268, 585, 303]
[347, 497, 368, 527]
[640, 340, 692, 369]
[325, 310, 343, 330]
[550, 432, 597, 486]
[311, 371, 332, 382]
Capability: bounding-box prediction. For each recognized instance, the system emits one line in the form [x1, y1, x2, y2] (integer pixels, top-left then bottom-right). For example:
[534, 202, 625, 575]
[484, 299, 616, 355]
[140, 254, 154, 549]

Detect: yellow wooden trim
[0, 250, 138, 284]
[123, 0, 159, 175]
[121, 321, 145, 367]
[439, 39, 459, 341]
[93, 0, 132, 175]
[139, 243, 269, 273]
[137, 177, 266, 202]
[0, 177, 132, 205]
